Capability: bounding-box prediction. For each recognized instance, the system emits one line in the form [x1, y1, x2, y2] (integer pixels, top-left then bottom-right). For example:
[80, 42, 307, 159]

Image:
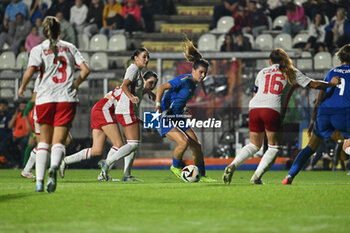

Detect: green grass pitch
[0, 169, 349, 233]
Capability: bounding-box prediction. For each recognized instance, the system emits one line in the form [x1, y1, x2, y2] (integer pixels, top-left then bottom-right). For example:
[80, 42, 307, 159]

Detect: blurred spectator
[325, 8, 350, 53]
[56, 11, 76, 44]
[122, 0, 141, 35]
[282, 1, 307, 36]
[25, 25, 41, 52]
[303, 13, 326, 53]
[324, 0, 342, 23]
[230, 3, 249, 35]
[83, 0, 104, 38]
[29, 0, 48, 25]
[8, 100, 29, 168]
[266, 0, 287, 21]
[139, 0, 161, 33]
[35, 17, 43, 38]
[220, 33, 234, 52]
[47, 0, 74, 21]
[0, 99, 16, 167]
[100, 0, 123, 38]
[302, 0, 323, 21]
[4, 0, 29, 22]
[243, 1, 267, 38]
[70, 0, 88, 34]
[212, 0, 238, 29]
[0, 13, 31, 54]
[160, 0, 175, 15]
[233, 31, 252, 51]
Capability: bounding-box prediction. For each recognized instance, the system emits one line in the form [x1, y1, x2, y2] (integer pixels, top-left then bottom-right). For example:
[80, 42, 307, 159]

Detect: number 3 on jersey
[52, 56, 67, 83]
[264, 74, 285, 94]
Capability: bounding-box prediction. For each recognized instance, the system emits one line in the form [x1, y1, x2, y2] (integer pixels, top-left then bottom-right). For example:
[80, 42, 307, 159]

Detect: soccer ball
[181, 165, 200, 183]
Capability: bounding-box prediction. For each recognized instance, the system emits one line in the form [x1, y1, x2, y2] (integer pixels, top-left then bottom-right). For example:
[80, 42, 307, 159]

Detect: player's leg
[165, 128, 190, 179]
[21, 133, 37, 178]
[23, 134, 36, 168]
[251, 130, 281, 184]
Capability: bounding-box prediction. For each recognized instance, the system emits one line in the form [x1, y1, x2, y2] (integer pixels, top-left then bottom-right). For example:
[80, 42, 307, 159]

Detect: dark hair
[336, 44, 350, 64]
[286, 2, 297, 12]
[269, 48, 296, 85]
[143, 70, 158, 80]
[183, 37, 209, 70]
[131, 48, 149, 60]
[42, 16, 60, 61]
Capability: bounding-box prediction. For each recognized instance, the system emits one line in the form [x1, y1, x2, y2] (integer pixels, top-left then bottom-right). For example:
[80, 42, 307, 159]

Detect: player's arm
[308, 90, 325, 136]
[121, 79, 139, 103]
[74, 62, 90, 89]
[307, 76, 340, 89]
[18, 66, 37, 97]
[155, 82, 172, 111]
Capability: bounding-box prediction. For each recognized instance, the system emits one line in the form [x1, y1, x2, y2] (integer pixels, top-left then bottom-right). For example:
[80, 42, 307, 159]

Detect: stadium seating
[256, 59, 270, 70]
[108, 34, 127, 51]
[254, 34, 273, 50]
[0, 89, 14, 98]
[216, 16, 234, 33]
[216, 34, 225, 51]
[332, 54, 341, 67]
[90, 52, 108, 70]
[90, 34, 108, 50]
[292, 33, 309, 47]
[16, 52, 29, 69]
[243, 33, 255, 48]
[274, 33, 292, 50]
[77, 34, 89, 50]
[295, 0, 307, 5]
[273, 16, 287, 29]
[0, 52, 16, 69]
[198, 33, 216, 51]
[267, 16, 273, 30]
[296, 51, 313, 70]
[80, 52, 90, 65]
[314, 52, 332, 70]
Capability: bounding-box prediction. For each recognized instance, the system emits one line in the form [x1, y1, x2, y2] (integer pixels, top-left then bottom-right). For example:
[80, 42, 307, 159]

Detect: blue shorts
[313, 112, 350, 139]
[158, 116, 191, 137]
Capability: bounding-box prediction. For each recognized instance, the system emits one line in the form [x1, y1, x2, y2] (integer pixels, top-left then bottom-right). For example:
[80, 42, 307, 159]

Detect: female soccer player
[155, 38, 215, 183]
[282, 44, 350, 185]
[60, 70, 158, 181]
[98, 48, 153, 181]
[222, 48, 340, 185]
[18, 16, 90, 193]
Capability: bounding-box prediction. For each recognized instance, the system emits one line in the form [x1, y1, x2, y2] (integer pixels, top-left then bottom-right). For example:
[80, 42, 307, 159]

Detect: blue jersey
[318, 64, 350, 114]
[161, 74, 197, 114]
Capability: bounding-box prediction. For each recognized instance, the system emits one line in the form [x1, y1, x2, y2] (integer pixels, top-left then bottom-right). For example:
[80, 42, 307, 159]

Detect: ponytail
[269, 48, 296, 85]
[42, 16, 60, 61]
[183, 37, 209, 70]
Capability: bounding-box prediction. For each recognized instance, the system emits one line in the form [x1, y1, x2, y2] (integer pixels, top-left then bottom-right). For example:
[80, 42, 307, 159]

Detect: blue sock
[288, 146, 315, 178]
[196, 162, 206, 176]
[172, 157, 182, 168]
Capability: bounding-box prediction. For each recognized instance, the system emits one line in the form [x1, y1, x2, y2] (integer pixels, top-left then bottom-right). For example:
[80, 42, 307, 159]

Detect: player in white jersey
[222, 48, 340, 185]
[59, 70, 158, 181]
[98, 48, 152, 181]
[18, 16, 90, 193]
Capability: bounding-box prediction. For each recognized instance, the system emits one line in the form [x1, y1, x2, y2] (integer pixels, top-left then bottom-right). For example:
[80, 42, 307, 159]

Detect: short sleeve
[27, 46, 42, 67]
[70, 45, 85, 66]
[295, 68, 313, 88]
[124, 64, 139, 82]
[168, 76, 182, 90]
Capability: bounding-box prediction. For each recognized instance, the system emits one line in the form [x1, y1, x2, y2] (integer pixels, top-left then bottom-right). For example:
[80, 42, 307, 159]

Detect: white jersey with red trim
[28, 39, 86, 105]
[110, 64, 144, 117]
[249, 64, 313, 114]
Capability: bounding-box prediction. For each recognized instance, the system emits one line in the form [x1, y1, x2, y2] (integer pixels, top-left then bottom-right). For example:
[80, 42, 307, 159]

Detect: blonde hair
[183, 37, 209, 69]
[269, 48, 296, 85]
[42, 16, 60, 61]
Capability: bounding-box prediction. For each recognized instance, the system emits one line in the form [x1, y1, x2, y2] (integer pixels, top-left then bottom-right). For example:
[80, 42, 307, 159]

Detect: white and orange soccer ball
[181, 165, 200, 183]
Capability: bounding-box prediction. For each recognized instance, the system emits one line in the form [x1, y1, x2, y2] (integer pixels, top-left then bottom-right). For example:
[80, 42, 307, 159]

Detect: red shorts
[249, 108, 282, 132]
[91, 98, 117, 130]
[116, 114, 138, 127]
[36, 102, 77, 126]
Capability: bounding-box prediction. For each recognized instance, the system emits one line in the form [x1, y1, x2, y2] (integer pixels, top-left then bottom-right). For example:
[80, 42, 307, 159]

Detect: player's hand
[307, 121, 314, 137]
[18, 86, 26, 97]
[330, 76, 340, 86]
[155, 105, 161, 112]
[130, 95, 139, 103]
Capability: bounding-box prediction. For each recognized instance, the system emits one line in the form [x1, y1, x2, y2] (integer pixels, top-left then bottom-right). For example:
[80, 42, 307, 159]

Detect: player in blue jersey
[155, 38, 216, 183]
[282, 44, 350, 185]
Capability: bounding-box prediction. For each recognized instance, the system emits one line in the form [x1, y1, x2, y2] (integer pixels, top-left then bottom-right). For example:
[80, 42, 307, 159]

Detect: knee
[178, 137, 189, 149]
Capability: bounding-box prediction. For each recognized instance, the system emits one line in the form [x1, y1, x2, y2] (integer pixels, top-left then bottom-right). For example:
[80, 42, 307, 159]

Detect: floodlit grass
[0, 169, 349, 233]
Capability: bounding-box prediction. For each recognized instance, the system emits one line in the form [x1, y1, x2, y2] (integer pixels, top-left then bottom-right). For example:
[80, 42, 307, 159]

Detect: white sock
[23, 148, 37, 172]
[50, 143, 66, 170]
[124, 152, 135, 177]
[253, 144, 280, 179]
[36, 143, 49, 185]
[64, 148, 91, 165]
[232, 143, 260, 167]
[106, 140, 139, 167]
